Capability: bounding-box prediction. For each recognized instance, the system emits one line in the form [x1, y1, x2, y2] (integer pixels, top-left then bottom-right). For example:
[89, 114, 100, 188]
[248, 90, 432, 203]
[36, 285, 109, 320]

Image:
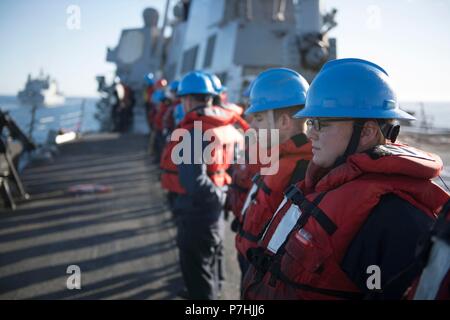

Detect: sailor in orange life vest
[233, 68, 313, 288]
[226, 79, 261, 282]
[153, 89, 172, 162]
[143, 73, 155, 129]
[159, 70, 248, 299]
[207, 73, 245, 116]
[160, 80, 181, 140]
[158, 80, 181, 211]
[226, 80, 258, 228]
[241, 58, 450, 300]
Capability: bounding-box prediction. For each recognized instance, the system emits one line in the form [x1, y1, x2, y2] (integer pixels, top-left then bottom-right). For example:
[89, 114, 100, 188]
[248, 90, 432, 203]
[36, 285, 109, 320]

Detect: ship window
[181, 45, 199, 73]
[203, 34, 217, 68]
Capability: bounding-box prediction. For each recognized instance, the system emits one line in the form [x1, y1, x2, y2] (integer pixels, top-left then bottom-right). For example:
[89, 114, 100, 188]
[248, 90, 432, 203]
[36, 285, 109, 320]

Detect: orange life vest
[227, 156, 262, 223]
[235, 134, 312, 258]
[162, 100, 180, 133]
[145, 86, 155, 105]
[160, 105, 249, 194]
[222, 102, 244, 116]
[242, 144, 449, 300]
[154, 101, 171, 131]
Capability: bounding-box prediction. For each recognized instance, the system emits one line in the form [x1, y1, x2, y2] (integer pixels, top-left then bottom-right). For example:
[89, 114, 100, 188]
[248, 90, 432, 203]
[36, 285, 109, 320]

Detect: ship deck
[0, 133, 240, 299]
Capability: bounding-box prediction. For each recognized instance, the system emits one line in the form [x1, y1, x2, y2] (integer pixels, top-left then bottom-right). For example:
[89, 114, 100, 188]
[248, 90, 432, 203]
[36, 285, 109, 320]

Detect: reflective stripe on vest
[261, 187, 331, 254]
[260, 196, 288, 242]
[241, 173, 268, 218]
[267, 203, 302, 254]
[241, 183, 258, 218]
[413, 239, 450, 300]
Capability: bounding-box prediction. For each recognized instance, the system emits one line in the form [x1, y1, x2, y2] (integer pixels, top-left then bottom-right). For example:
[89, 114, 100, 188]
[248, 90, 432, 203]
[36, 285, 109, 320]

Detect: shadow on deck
[0, 133, 183, 299]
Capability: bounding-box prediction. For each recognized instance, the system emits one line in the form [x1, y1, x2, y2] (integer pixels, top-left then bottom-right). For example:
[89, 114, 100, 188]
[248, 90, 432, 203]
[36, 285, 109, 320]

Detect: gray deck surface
[0, 133, 240, 299]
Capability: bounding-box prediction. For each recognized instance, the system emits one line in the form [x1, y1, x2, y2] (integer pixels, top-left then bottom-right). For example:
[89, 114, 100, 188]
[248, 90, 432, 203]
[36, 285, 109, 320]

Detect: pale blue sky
[1, 0, 449, 101]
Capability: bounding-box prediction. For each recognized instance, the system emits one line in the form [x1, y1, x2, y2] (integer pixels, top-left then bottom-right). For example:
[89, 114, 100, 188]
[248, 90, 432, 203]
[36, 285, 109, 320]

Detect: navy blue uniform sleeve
[341, 193, 434, 299]
[177, 128, 226, 207]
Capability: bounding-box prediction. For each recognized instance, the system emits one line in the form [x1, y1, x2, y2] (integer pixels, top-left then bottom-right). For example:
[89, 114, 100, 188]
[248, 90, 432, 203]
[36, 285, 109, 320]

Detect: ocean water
[0, 95, 100, 145]
[1, 95, 450, 145]
[399, 101, 450, 130]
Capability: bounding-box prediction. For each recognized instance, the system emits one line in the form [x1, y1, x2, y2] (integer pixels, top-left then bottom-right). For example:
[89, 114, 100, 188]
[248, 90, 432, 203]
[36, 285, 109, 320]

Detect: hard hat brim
[294, 106, 416, 120]
[245, 103, 304, 115]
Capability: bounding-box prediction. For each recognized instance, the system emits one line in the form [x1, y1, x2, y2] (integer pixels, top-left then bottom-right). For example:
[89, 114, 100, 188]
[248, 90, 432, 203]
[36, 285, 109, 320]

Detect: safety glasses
[306, 118, 354, 131]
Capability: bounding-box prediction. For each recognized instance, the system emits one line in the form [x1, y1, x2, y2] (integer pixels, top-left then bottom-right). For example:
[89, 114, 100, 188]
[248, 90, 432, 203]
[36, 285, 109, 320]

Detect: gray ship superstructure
[103, 0, 337, 102]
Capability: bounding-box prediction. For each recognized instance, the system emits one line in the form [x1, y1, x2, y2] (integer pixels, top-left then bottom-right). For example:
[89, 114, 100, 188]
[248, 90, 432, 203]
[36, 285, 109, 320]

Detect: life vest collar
[311, 143, 443, 193]
[180, 105, 241, 128]
[278, 133, 311, 157]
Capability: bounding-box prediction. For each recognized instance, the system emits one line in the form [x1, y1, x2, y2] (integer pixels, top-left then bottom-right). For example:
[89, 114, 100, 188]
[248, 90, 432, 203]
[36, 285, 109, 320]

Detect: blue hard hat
[294, 58, 416, 120]
[177, 71, 216, 96]
[151, 89, 166, 104]
[173, 103, 185, 125]
[144, 73, 155, 86]
[245, 68, 309, 114]
[242, 80, 254, 98]
[169, 80, 180, 92]
[206, 73, 226, 95]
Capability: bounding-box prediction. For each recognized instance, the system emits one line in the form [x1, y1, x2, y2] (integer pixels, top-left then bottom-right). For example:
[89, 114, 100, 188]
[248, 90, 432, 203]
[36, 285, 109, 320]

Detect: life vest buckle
[248, 247, 273, 277]
[251, 172, 261, 184]
[285, 184, 304, 204]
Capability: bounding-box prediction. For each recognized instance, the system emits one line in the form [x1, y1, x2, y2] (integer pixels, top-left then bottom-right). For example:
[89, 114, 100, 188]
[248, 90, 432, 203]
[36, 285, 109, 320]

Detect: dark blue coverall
[342, 193, 435, 299]
[173, 126, 227, 300]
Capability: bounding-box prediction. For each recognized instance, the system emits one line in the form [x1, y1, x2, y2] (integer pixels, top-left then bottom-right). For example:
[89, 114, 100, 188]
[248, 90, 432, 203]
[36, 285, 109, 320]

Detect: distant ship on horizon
[17, 70, 65, 107]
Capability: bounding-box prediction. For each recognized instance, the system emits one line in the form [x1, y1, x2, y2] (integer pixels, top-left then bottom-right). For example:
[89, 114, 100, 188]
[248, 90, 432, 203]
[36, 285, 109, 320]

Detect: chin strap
[332, 120, 366, 168]
[332, 119, 401, 169]
[267, 109, 275, 130]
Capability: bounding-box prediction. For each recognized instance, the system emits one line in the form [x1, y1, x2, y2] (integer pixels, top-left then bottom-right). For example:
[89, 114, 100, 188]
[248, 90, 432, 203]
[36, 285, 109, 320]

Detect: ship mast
[155, 0, 171, 73]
